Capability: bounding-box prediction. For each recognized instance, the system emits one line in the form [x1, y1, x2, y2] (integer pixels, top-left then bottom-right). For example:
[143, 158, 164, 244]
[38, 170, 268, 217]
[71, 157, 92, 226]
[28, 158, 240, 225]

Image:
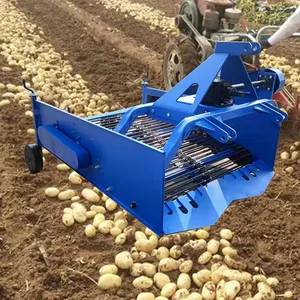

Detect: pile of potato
[95, 0, 178, 35]
[0, 1, 119, 118]
[96, 227, 294, 299]
[280, 141, 300, 175]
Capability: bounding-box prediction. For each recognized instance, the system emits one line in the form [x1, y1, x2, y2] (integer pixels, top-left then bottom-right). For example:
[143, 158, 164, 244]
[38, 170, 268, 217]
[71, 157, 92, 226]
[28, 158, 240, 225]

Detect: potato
[90, 205, 106, 214]
[56, 163, 70, 171]
[179, 260, 193, 273]
[135, 231, 148, 241]
[93, 213, 105, 228]
[266, 277, 279, 287]
[212, 255, 223, 264]
[62, 213, 74, 226]
[285, 166, 294, 175]
[156, 247, 170, 260]
[220, 239, 231, 248]
[82, 188, 100, 203]
[131, 263, 144, 277]
[221, 270, 252, 282]
[159, 258, 178, 272]
[207, 239, 219, 254]
[98, 220, 113, 234]
[115, 219, 128, 231]
[253, 275, 267, 283]
[223, 281, 241, 300]
[110, 227, 122, 237]
[145, 227, 155, 236]
[58, 189, 76, 200]
[291, 151, 299, 161]
[106, 199, 118, 211]
[115, 251, 133, 269]
[71, 202, 87, 212]
[45, 187, 60, 197]
[220, 229, 233, 240]
[154, 273, 171, 289]
[137, 293, 155, 300]
[99, 264, 118, 275]
[173, 232, 190, 245]
[192, 269, 211, 287]
[149, 235, 159, 248]
[257, 282, 275, 300]
[222, 247, 237, 256]
[196, 229, 209, 239]
[172, 289, 189, 300]
[142, 263, 156, 277]
[0, 99, 10, 107]
[211, 265, 229, 284]
[71, 196, 80, 202]
[124, 226, 136, 242]
[135, 239, 155, 253]
[280, 152, 290, 160]
[25, 110, 34, 118]
[158, 236, 173, 248]
[224, 254, 247, 270]
[63, 208, 73, 215]
[216, 279, 225, 298]
[177, 273, 191, 289]
[161, 282, 177, 298]
[115, 233, 126, 245]
[85, 224, 96, 237]
[68, 171, 82, 184]
[98, 274, 122, 289]
[133, 276, 153, 289]
[198, 251, 212, 265]
[170, 245, 182, 259]
[185, 292, 202, 300]
[73, 209, 87, 223]
[155, 297, 169, 300]
[202, 281, 216, 300]
[283, 291, 293, 299]
[114, 210, 127, 221]
[86, 211, 97, 219]
[182, 240, 206, 257]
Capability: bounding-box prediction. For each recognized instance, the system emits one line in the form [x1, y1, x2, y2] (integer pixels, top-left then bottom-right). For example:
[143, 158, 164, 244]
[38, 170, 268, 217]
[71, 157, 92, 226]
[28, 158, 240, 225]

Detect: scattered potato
[106, 199, 118, 211]
[73, 208, 87, 223]
[86, 211, 97, 219]
[63, 207, 73, 215]
[172, 289, 189, 300]
[192, 269, 211, 287]
[99, 220, 114, 234]
[257, 282, 275, 300]
[71, 196, 80, 202]
[0, 99, 10, 107]
[198, 251, 212, 265]
[177, 273, 191, 289]
[170, 245, 182, 259]
[185, 292, 202, 300]
[58, 189, 76, 200]
[99, 264, 118, 275]
[98, 274, 122, 290]
[223, 281, 241, 300]
[159, 257, 178, 272]
[131, 263, 144, 277]
[135, 239, 155, 253]
[220, 229, 233, 240]
[161, 282, 177, 298]
[207, 239, 219, 254]
[56, 163, 70, 171]
[137, 293, 155, 300]
[142, 263, 156, 277]
[155, 297, 169, 300]
[285, 166, 294, 175]
[62, 214, 74, 226]
[253, 275, 267, 283]
[45, 187, 60, 197]
[202, 281, 216, 300]
[221, 270, 252, 282]
[291, 151, 299, 161]
[115, 219, 128, 231]
[153, 273, 171, 289]
[216, 279, 225, 298]
[115, 233, 126, 245]
[115, 251, 133, 269]
[266, 277, 279, 287]
[93, 213, 105, 228]
[85, 224, 96, 237]
[68, 171, 82, 184]
[196, 229, 209, 239]
[179, 260, 193, 273]
[27, 128, 35, 135]
[156, 247, 170, 261]
[280, 152, 290, 160]
[284, 291, 293, 299]
[25, 110, 33, 118]
[182, 240, 206, 257]
[82, 188, 100, 203]
[220, 238, 231, 248]
[110, 227, 122, 237]
[90, 205, 106, 214]
[222, 247, 237, 256]
[133, 276, 153, 289]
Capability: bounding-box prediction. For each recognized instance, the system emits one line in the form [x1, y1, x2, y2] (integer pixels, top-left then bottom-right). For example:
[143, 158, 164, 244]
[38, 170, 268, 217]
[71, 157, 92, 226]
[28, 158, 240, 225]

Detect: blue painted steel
[27, 42, 287, 236]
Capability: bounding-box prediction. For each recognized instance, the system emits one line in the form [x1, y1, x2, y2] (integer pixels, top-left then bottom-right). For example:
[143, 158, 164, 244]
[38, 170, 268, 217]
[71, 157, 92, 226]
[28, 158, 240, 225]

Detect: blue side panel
[33, 100, 166, 235]
[163, 160, 273, 234]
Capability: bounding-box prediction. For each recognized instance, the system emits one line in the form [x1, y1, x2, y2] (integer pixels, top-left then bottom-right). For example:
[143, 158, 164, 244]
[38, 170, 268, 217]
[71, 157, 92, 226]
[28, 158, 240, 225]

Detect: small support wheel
[24, 144, 43, 174]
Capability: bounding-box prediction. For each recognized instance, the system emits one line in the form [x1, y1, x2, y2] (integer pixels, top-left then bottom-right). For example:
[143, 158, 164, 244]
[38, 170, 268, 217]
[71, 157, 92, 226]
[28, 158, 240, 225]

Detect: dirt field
[0, 0, 300, 299]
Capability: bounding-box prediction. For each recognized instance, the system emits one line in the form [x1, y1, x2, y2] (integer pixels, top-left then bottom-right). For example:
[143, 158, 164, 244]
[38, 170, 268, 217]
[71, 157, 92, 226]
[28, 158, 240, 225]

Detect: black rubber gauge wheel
[24, 144, 44, 174]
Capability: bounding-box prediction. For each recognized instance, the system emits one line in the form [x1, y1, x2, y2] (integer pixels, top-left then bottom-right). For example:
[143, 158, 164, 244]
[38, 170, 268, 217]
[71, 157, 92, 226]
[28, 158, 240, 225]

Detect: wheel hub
[167, 50, 183, 87]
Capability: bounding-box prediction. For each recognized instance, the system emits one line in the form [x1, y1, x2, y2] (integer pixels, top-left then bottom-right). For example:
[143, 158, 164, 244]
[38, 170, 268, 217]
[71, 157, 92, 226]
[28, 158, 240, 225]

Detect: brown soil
[0, 0, 300, 299]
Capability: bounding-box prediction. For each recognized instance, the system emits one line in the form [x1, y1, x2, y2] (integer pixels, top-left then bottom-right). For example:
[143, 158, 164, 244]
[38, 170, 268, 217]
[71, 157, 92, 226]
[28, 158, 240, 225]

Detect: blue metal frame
[26, 42, 287, 236]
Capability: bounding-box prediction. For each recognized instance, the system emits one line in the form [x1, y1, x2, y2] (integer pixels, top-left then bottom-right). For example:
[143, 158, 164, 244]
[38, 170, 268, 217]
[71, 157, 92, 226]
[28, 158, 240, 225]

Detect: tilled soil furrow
[69, 0, 167, 54]
[17, 0, 163, 108]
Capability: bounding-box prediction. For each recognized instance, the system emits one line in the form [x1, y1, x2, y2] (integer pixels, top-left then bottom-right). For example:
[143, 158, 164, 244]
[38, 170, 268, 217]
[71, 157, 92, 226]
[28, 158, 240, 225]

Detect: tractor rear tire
[163, 37, 200, 90]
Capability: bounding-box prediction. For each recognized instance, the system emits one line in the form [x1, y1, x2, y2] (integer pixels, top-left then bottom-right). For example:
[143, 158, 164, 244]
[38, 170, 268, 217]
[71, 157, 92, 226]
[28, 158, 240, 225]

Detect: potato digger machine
[24, 39, 289, 236]
[163, 0, 300, 117]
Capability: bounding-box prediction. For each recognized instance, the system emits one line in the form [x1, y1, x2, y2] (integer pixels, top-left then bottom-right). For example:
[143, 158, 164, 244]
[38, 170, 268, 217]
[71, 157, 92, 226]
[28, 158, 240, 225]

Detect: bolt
[106, 187, 112, 192]
[268, 88, 270, 90]
[167, 113, 171, 117]
[130, 202, 137, 209]
[151, 109, 154, 113]
[269, 76, 272, 79]
[94, 165, 100, 169]
[253, 46, 257, 51]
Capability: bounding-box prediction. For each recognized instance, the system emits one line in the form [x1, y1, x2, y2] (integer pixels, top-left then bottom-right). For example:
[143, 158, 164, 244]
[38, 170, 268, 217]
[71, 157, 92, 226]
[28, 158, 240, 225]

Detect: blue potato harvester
[24, 42, 287, 236]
